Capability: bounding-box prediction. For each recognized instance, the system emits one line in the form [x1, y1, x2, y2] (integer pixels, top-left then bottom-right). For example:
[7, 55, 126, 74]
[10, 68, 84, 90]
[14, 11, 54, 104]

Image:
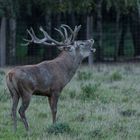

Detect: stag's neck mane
[50, 50, 83, 77]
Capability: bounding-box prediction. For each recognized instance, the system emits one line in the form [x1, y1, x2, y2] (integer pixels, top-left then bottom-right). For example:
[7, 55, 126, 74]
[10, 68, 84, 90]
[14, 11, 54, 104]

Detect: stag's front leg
[48, 94, 59, 123]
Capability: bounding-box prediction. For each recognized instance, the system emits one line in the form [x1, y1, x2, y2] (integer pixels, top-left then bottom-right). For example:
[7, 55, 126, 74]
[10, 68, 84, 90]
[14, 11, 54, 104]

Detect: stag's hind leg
[11, 93, 19, 132]
[6, 73, 20, 132]
[7, 86, 20, 132]
[18, 94, 31, 131]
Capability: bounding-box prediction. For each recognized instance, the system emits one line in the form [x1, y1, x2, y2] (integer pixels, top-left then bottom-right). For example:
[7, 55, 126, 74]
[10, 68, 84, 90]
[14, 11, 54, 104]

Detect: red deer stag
[6, 24, 95, 132]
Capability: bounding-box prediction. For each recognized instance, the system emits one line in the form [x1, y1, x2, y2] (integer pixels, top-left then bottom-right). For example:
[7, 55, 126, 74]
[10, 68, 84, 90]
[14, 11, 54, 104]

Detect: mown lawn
[0, 63, 140, 140]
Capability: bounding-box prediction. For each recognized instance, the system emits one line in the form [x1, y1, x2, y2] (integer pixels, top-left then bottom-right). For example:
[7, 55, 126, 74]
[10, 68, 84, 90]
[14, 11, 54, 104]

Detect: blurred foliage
[105, 0, 138, 13]
[109, 71, 122, 81]
[0, 0, 138, 17]
[80, 83, 101, 100]
[47, 122, 71, 135]
[77, 71, 93, 81]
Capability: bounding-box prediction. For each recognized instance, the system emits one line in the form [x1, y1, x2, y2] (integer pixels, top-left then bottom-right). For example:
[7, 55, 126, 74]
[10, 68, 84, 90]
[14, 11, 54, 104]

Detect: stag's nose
[88, 39, 94, 45]
[88, 39, 95, 52]
[90, 39, 94, 42]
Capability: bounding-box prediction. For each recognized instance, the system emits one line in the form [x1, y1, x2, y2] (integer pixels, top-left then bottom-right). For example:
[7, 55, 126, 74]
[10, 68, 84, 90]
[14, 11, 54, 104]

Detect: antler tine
[54, 28, 65, 40]
[60, 26, 68, 41]
[61, 24, 81, 42]
[39, 26, 63, 45]
[27, 29, 34, 40]
[72, 25, 81, 42]
[60, 24, 78, 45]
[61, 24, 74, 35]
[30, 27, 41, 42]
[21, 29, 34, 46]
[60, 24, 73, 44]
[29, 27, 55, 46]
[61, 24, 81, 35]
[22, 27, 56, 46]
[21, 39, 30, 46]
[66, 35, 73, 45]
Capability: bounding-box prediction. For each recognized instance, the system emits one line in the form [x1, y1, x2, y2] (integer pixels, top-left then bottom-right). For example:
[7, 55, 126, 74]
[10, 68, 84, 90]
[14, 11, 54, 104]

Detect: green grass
[0, 63, 140, 140]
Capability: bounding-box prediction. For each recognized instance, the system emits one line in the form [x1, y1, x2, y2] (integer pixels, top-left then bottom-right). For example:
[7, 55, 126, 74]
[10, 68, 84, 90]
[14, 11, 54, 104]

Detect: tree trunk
[8, 18, 16, 65]
[114, 10, 121, 61]
[129, 1, 140, 57]
[118, 14, 128, 57]
[0, 17, 6, 67]
[43, 11, 52, 60]
[43, 11, 58, 60]
[86, 14, 93, 66]
[45, 11, 52, 35]
[96, 0, 103, 61]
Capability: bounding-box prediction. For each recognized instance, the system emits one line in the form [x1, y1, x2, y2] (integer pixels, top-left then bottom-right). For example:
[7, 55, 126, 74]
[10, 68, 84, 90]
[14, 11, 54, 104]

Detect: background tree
[95, 0, 103, 61]
[0, 0, 7, 66]
[129, 0, 140, 57]
[105, 0, 140, 59]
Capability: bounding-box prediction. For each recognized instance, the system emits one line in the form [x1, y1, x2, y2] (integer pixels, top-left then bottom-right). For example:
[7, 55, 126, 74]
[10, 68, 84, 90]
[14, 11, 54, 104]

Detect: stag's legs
[18, 95, 31, 131]
[11, 94, 19, 132]
[6, 76, 20, 132]
[48, 94, 59, 123]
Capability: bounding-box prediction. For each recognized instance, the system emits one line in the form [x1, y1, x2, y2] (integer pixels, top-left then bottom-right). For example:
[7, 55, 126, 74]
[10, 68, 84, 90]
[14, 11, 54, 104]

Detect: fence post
[0, 17, 6, 67]
[86, 14, 93, 67]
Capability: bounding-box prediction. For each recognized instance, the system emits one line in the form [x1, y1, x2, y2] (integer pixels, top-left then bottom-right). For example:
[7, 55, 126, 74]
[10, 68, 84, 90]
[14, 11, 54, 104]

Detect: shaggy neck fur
[53, 50, 83, 81]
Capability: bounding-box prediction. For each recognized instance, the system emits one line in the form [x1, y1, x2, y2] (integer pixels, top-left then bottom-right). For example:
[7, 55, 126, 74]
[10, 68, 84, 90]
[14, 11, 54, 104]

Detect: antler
[61, 24, 81, 43]
[22, 24, 81, 47]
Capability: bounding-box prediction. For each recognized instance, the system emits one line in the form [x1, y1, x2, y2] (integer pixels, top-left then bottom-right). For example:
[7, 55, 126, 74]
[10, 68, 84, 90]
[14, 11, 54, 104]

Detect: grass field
[0, 63, 140, 140]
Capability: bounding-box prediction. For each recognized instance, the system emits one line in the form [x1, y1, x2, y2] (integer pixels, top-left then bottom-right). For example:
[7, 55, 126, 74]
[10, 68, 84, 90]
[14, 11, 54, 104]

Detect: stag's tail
[6, 71, 20, 132]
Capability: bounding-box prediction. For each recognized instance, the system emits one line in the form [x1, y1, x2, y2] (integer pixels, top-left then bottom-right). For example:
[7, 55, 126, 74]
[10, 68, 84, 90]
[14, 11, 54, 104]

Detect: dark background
[0, 0, 140, 66]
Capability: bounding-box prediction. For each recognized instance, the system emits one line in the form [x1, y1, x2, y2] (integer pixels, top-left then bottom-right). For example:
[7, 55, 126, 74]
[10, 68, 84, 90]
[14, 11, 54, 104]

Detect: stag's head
[23, 24, 95, 58]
